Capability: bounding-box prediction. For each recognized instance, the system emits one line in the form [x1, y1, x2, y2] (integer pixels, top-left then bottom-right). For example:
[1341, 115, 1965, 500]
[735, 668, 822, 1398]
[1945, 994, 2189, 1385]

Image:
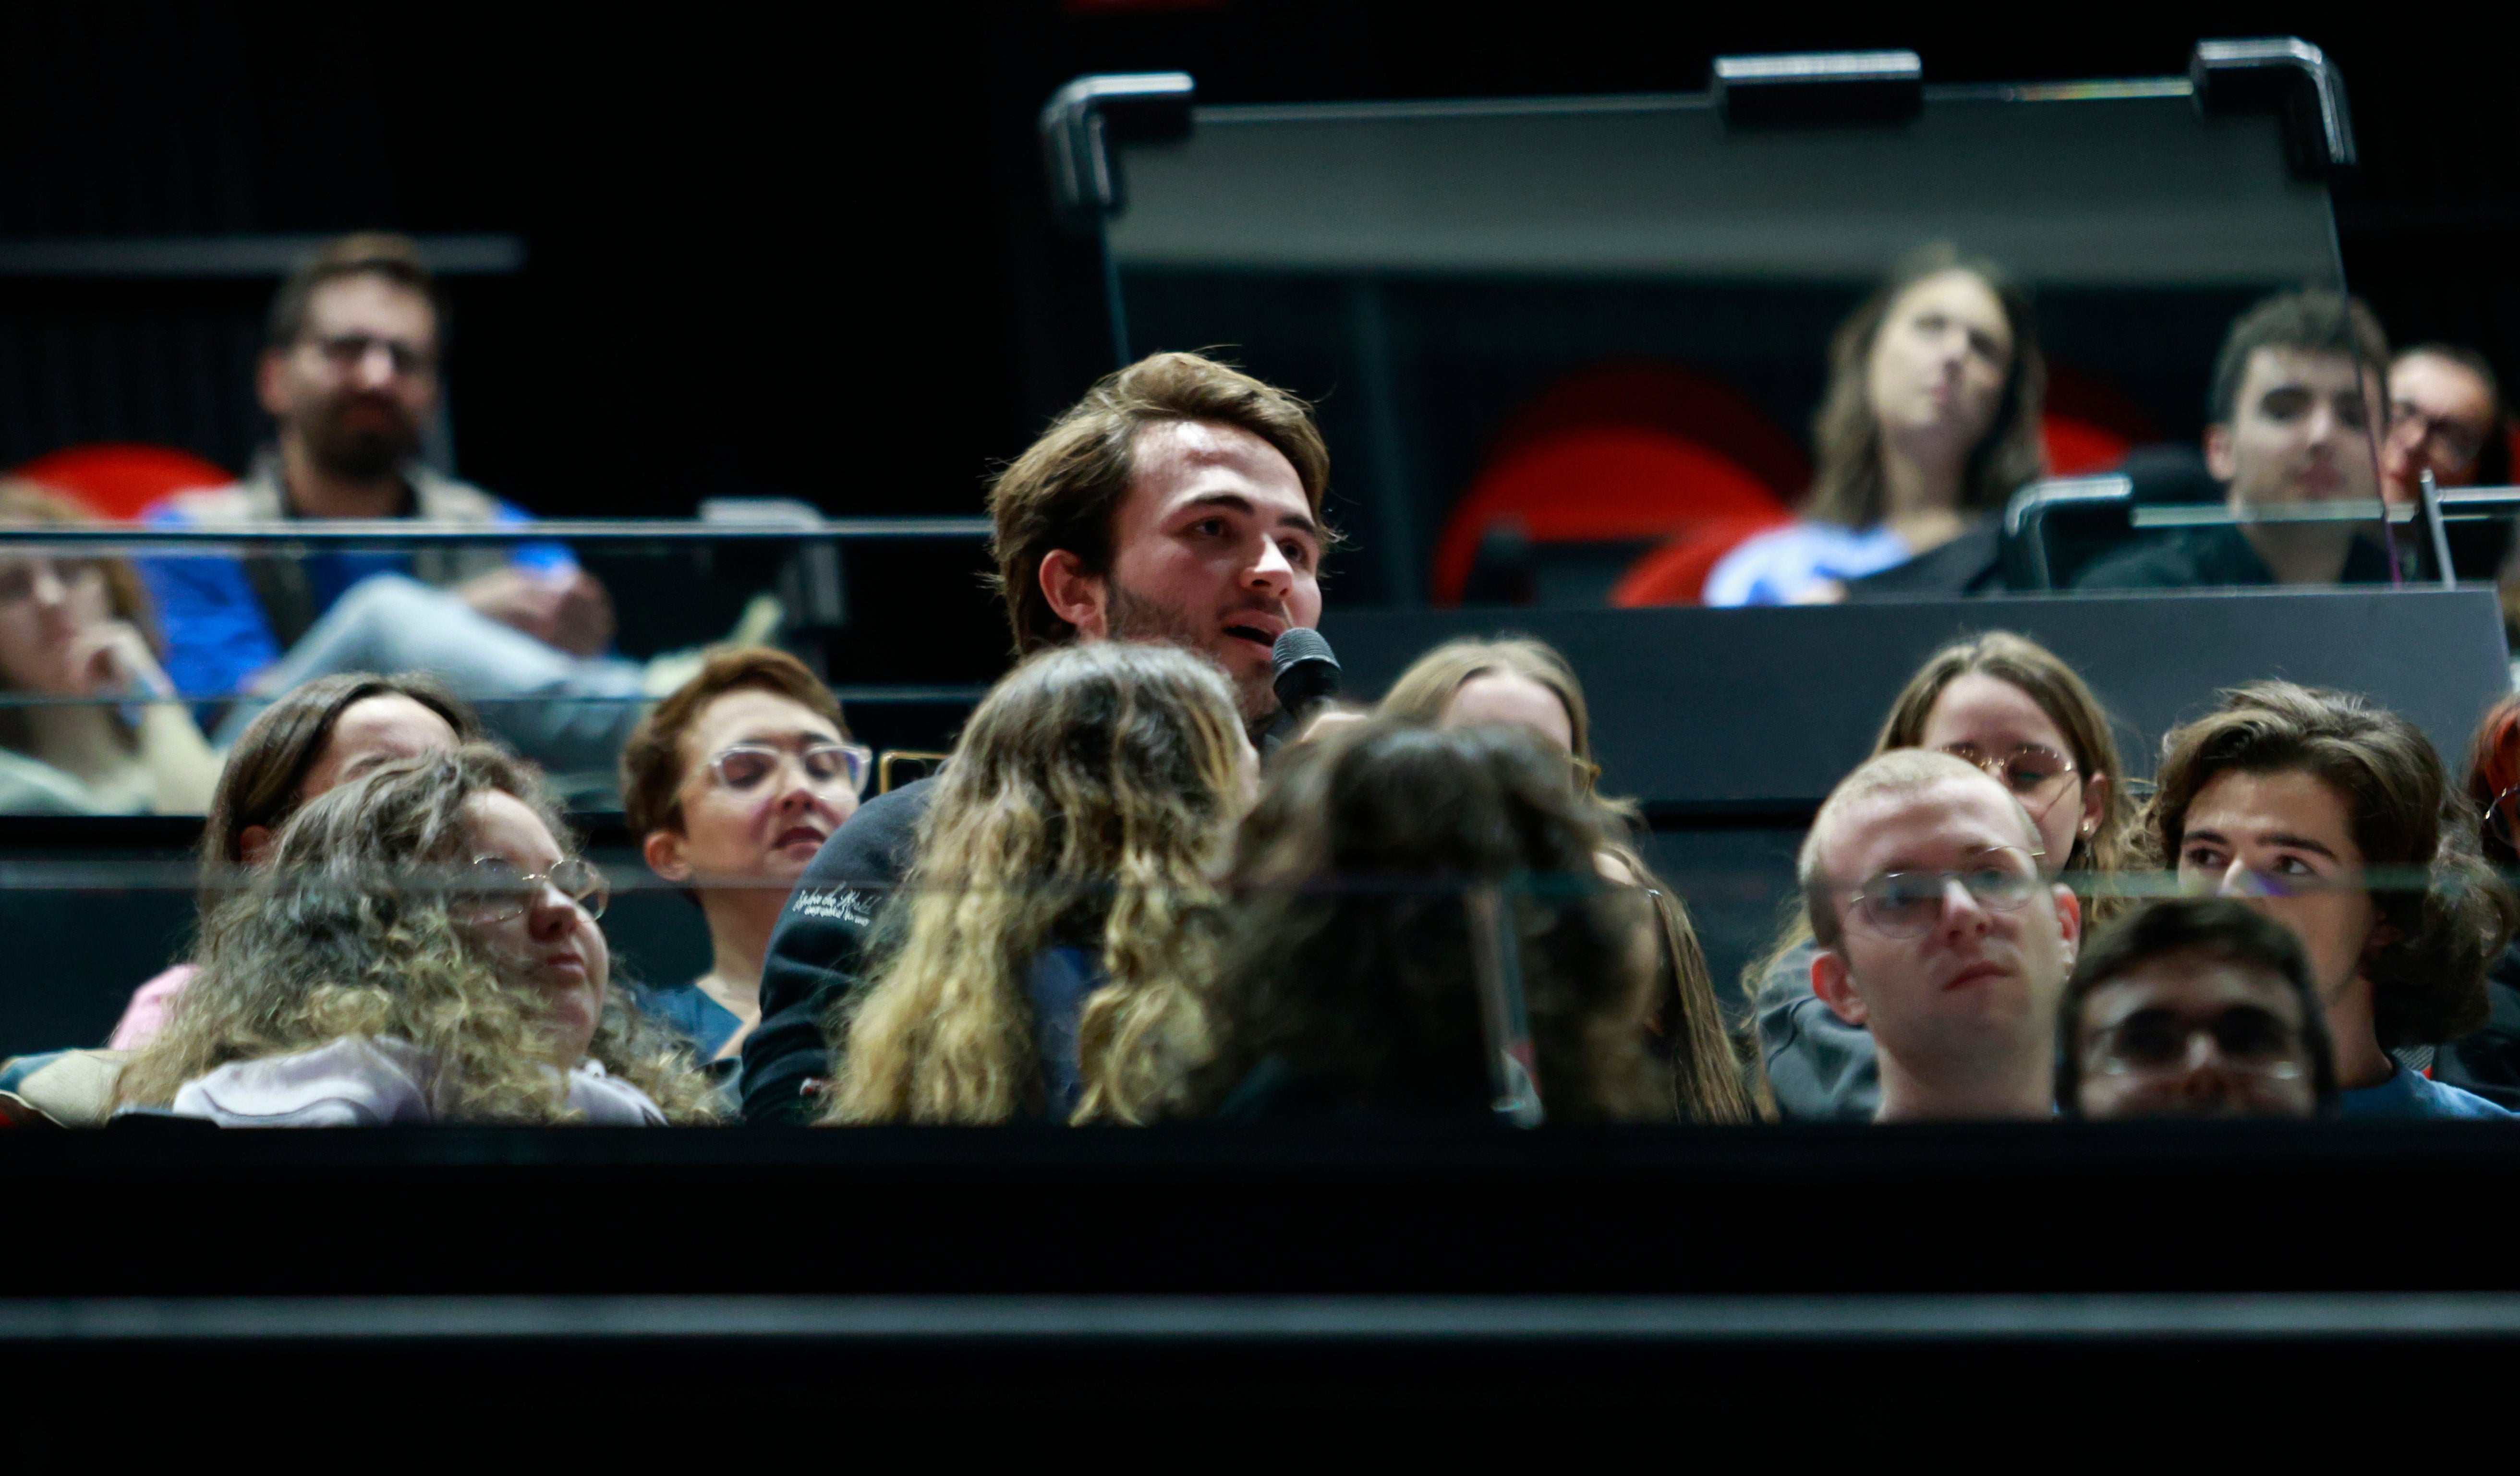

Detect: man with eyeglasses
[2058, 898, 2337, 1120]
[2078, 291, 2396, 592]
[2382, 344, 2501, 505]
[133, 233, 632, 765]
[1800, 749, 2082, 1121]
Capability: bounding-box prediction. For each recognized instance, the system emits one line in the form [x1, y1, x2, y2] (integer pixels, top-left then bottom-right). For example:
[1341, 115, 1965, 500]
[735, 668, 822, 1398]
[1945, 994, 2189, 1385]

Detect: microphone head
[1271, 627, 1341, 714]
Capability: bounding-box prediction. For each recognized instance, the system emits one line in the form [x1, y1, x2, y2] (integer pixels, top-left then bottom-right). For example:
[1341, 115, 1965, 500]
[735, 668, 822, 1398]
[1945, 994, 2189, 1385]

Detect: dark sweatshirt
[739, 777, 934, 1125]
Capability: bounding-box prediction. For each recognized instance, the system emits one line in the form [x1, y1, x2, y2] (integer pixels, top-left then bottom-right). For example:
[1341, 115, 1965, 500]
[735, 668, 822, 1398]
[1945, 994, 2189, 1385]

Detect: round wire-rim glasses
[462, 856, 610, 921]
[1939, 742, 2081, 820]
[1843, 844, 2047, 939]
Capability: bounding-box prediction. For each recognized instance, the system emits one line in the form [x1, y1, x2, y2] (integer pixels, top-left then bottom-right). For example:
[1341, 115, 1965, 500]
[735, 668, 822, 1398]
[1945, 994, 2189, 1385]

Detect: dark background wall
[0, 1, 2510, 669]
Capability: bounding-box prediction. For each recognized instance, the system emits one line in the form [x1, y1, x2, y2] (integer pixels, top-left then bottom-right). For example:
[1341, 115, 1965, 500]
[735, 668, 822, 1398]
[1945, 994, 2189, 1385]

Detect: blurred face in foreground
[1813, 775, 2080, 1112]
[2073, 951, 2320, 1119]
[458, 789, 611, 1067]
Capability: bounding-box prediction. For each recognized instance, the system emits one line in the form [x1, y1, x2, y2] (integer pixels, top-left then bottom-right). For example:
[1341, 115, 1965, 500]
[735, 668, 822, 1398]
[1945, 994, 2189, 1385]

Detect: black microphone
[1271, 627, 1342, 723]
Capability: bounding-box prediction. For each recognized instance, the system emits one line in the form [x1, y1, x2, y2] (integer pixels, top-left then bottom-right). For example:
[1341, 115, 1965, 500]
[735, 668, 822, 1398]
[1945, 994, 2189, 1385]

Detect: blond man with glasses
[1801, 749, 2083, 1122]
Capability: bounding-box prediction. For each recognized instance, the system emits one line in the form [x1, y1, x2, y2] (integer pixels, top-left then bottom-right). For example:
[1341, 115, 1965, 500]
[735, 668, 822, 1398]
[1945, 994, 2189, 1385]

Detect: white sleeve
[168, 1038, 435, 1126]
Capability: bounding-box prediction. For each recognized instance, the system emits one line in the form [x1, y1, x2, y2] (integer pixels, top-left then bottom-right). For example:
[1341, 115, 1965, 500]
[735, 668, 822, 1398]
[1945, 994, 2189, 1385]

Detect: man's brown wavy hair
[987, 351, 1332, 656]
[2146, 681, 2519, 1046]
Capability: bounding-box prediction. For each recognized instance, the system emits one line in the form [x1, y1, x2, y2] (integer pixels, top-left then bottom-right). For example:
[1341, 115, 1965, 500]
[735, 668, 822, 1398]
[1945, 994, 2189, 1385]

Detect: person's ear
[2078, 773, 2109, 848]
[2051, 883, 2084, 965]
[642, 828, 693, 884]
[1038, 550, 1109, 641]
[2362, 916, 2404, 960]
[237, 824, 275, 869]
[1812, 947, 1867, 1027]
[2204, 421, 2239, 484]
[254, 349, 292, 421]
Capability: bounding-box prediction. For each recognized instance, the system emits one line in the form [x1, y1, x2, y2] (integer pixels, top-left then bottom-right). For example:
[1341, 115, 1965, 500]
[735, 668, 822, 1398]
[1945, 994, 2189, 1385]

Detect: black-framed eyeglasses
[2391, 405, 2488, 471]
[461, 856, 608, 921]
[0, 556, 102, 605]
[2088, 1006, 2307, 1079]
[1939, 743, 2081, 818]
[1843, 845, 2047, 939]
[707, 741, 872, 798]
[307, 331, 436, 378]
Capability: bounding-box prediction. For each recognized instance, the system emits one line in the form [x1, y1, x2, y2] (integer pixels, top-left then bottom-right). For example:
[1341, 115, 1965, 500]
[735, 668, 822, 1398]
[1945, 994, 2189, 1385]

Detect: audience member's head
[1801, 750, 2082, 1120]
[206, 671, 484, 871]
[828, 641, 1255, 1126]
[0, 479, 162, 705]
[2465, 693, 2520, 871]
[2205, 290, 2389, 510]
[258, 232, 443, 483]
[2150, 682, 2518, 1083]
[1189, 721, 1668, 1122]
[1377, 633, 1757, 1122]
[2383, 343, 2501, 498]
[120, 744, 716, 1121]
[621, 646, 863, 907]
[2059, 898, 2337, 1120]
[1872, 630, 2132, 885]
[987, 351, 1333, 728]
[1807, 245, 2046, 529]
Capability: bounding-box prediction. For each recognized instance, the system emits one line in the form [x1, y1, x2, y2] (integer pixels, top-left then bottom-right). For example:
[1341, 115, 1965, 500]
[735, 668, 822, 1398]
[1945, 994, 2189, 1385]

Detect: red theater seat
[1608, 512, 1795, 606]
[1431, 362, 1803, 606]
[12, 443, 232, 521]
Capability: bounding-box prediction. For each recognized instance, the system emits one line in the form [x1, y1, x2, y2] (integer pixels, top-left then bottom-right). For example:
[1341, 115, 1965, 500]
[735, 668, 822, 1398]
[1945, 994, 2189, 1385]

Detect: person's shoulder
[818, 776, 936, 875]
[2408, 1072, 2520, 1119]
[2073, 528, 2255, 591]
[168, 1036, 434, 1126]
[1704, 520, 1902, 606]
[408, 467, 520, 525]
[141, 481, 258, 528]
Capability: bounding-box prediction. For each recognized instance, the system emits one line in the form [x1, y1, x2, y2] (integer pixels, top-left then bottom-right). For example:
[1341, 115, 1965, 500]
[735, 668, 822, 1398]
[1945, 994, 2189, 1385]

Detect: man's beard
[303, 393, 422, 480]
[1103, 580, 1278, 729]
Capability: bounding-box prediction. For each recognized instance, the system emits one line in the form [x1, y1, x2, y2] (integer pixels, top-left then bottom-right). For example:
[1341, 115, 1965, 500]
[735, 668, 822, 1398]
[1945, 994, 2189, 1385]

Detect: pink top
[109, 964, 197, 1051]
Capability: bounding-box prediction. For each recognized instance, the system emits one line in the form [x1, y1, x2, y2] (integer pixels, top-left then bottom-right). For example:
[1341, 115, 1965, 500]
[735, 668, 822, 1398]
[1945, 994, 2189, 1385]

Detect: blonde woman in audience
[1378, 635, 1762, 1122]
[117, 744, 718, 1124]
[0, 479, 218, 814]
[1752, 629, 2135, 1118]
[825, 641, 1255, 1125]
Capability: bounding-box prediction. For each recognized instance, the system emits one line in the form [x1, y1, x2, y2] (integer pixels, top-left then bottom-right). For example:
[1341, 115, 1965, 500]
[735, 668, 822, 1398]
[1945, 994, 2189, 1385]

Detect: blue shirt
[1703, 520, 1914, 606]
[134, 461, 572, 700]
[2338, 1065, 2518, 1120]
[635, 982, 746, 1061]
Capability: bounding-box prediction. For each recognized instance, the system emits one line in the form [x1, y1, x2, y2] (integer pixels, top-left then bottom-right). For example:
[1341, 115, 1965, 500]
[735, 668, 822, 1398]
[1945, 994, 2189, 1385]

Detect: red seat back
[12, 443, 232, 521]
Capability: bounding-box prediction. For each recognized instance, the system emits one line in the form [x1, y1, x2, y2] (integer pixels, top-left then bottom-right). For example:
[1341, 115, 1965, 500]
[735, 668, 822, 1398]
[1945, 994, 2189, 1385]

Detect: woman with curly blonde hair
[118, 744, 719, 1124]
[825, 641, 1255, 1125]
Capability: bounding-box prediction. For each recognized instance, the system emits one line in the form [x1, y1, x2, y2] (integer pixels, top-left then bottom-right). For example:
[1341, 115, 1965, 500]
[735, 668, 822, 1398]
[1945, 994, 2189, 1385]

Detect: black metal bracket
[1038, 73, 1197, 236]
[1712, 51, 1923, 130]
[2191, 37, 2356, 179]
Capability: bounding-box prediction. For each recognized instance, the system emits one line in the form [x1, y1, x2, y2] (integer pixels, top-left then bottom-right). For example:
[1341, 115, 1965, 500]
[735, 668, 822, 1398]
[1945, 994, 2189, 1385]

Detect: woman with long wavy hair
[118, 743, 719, 1124]
[1750, 629, 2134, 1119]
[824, 641, 1256, 1126]
[1377, 635, 1762, 1122]
[1706, 246, 2047, 605]
[1184, 721, 1670, 1123]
